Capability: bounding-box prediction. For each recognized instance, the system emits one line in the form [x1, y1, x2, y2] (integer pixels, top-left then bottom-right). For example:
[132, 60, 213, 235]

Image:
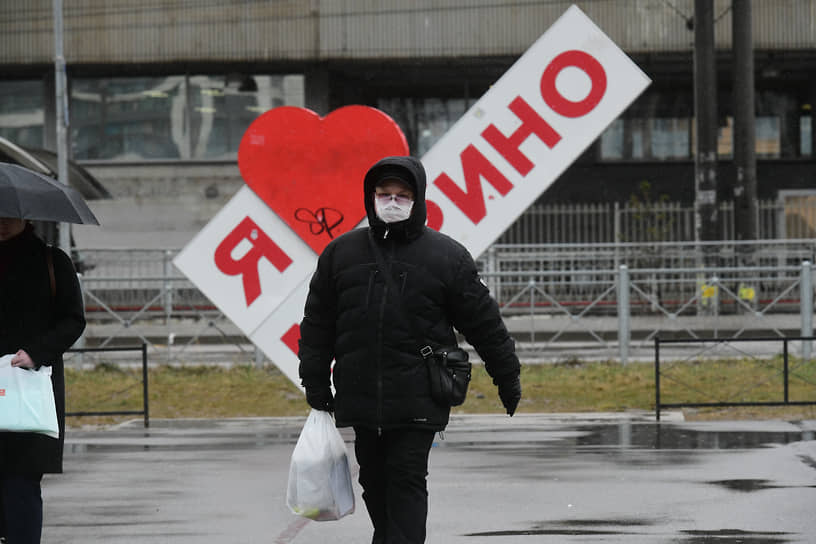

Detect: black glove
[497, 375, 521, 416]
[305, 386, 334, 412]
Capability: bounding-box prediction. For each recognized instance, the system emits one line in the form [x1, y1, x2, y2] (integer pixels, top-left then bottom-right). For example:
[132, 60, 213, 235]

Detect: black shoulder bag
[367, 232, 471, 407]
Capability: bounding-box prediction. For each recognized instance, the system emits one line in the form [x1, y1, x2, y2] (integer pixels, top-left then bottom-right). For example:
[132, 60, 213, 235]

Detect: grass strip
[64, 357, 816, 427]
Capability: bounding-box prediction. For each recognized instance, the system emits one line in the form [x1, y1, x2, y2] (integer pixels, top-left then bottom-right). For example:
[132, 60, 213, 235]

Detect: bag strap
[367, 231, 434, 360]
[46, 246, 56, 300]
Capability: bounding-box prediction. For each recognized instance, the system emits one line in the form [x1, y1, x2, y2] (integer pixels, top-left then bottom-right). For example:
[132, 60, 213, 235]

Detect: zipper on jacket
[375, 264, 389, 436]
[365, 269, 377, 309]
[399, 271, 407, 294]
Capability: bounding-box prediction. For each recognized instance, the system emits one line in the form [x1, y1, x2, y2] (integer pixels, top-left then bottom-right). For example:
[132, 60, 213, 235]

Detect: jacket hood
[364, 155, 427, 240]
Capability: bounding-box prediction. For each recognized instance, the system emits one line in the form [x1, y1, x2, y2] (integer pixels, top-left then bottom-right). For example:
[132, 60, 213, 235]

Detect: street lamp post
[53, 0, 71, 253]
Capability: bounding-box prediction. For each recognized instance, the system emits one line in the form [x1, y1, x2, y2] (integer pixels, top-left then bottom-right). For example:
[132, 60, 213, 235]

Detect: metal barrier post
[712, 274, 720, 336]
[654, 337, 661, 421]
[801, 260, 813, 361]
[75, 273, 86, 368]
[486, 246, 498, 301]
[613, 202, 621, 267]
[617, 264, 630, 364]
[783, 338, 789, 404]
[142, 342, 150, 428]
[255, 345, 264, 369]
[528, 279, 536, 345]
[163, 249, 173, 323]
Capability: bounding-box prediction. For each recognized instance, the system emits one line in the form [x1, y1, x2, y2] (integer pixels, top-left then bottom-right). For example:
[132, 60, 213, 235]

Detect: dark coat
[0, 225, 86, 474]
[299, 156, 520, 431]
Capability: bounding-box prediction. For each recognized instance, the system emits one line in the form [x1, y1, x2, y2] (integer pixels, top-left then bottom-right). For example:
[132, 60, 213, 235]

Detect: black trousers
[0, 473, 43, 544]
[353, 427, 436, 544]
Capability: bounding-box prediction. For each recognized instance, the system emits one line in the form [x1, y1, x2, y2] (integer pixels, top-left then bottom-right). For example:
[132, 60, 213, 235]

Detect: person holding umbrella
[0, 163, 96, 543]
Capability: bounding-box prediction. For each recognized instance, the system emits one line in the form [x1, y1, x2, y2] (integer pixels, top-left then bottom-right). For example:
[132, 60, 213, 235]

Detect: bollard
[74, 273, 86, 368]
[255, 346, 265, 369]
[801, 260, 813, 361]
[163, 249, 174, 323]
[617, 264, 630, 365]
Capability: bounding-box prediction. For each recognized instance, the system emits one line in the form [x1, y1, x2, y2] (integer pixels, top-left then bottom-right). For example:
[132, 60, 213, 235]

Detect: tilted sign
[174, 5, 651, 387]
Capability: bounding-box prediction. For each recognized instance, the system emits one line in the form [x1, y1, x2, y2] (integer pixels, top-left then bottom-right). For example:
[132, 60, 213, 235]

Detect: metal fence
[654, 336, 816, 421]
[480, 239, 816, 315]
[496, 260, 814, 363]
[495, 198, 803, 244]
[70, 195, 816, 364]
[73, 238, 816, 365]
[65, 344, 150, 427]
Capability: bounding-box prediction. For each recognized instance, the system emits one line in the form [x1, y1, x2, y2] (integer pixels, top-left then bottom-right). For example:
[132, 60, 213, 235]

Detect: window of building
[755, 116, 781, 158]
[800, 114, 811, 157]
[650, 118, 690, 159]
[70, 74, 304, 161]
[599, 117, 690, 160]
[779, 190, 816, 238]
[377, 97, 471, 156]
[72, 76, 186, 160]
[598, 89, 810, 162]
[0, 80, 45, 149]
[599, 89, 693, 161]
[600, 118, 624, 159]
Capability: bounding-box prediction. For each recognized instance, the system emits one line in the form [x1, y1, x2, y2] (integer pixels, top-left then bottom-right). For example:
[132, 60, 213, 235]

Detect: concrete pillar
[693, 0, 719, 248]
[304, 66, 330, 116]
[733, 0, 758, 243]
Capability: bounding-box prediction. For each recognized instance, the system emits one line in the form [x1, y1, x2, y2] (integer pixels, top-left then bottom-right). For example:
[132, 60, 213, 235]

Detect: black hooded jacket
[298, 156, 520, 431]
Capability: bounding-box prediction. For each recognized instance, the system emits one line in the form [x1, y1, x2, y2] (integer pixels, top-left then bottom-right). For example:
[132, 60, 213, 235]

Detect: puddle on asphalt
[465, 520, 795, 542]
[708, 478, 816, 492]
[439, 423, 816, 457]
[677, 529, 793, 543]
[65, 430, 302, 454]
[571, 423, 815, 451]
[65, 422, 816, 455]
[61, 422, 815, 543]
[465, 518, 652, 537]
[453, 425, 813, 543]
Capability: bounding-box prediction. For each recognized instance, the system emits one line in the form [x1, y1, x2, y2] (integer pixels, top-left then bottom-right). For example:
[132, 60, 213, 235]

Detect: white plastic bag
[286, 409, 355, 521]
[0, 353, 59, 439]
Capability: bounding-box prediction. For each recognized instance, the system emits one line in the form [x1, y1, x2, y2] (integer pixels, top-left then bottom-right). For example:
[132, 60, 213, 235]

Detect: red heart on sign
[237, 106, 409, 254]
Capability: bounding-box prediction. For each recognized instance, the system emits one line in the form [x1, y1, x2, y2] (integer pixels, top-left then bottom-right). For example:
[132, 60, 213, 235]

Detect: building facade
[2, 0, 816, 246]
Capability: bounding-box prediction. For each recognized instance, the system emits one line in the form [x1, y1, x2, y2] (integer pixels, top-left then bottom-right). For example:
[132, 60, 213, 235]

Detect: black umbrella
[0, 163, 100, 225]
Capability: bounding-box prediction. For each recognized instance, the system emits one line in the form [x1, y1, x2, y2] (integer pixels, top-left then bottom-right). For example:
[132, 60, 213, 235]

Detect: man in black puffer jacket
[298, 155, 521, 544]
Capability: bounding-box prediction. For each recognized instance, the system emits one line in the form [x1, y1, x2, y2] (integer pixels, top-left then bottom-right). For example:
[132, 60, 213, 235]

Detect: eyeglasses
[375, 193, 413, 206]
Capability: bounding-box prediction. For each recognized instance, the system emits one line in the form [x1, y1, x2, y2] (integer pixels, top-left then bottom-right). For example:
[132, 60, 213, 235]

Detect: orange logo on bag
[0, 389, 5, 396]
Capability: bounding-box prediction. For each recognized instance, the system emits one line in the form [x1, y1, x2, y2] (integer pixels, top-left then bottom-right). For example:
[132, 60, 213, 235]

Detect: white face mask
[374, 194, 414, 223]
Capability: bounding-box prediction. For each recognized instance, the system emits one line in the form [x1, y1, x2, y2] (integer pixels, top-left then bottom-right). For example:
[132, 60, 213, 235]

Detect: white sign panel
[249, 277, 310, 387]
[423, 4, 651, 256]
[173, 186, 316, 335]
[174, 5, 650, 386]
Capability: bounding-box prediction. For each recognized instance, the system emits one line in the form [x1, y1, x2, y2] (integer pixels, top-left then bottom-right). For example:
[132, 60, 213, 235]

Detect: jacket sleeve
[298, 246, 337, 389]
[447, 251, 520, 383]
[24, 248, 87, 368]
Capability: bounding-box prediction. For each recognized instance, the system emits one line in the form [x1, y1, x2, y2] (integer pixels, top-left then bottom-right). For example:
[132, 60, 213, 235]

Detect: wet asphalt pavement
[41, 413, 816, 543]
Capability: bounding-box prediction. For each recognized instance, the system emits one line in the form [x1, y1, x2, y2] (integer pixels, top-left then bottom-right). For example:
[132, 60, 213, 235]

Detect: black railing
[65, 344, 149, 428]
[654, 336, 816, 421]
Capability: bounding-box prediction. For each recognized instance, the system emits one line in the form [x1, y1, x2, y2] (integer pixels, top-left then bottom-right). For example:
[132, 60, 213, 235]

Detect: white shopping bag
[0, 353, 59, 439]
[286, 409, 355, 521]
